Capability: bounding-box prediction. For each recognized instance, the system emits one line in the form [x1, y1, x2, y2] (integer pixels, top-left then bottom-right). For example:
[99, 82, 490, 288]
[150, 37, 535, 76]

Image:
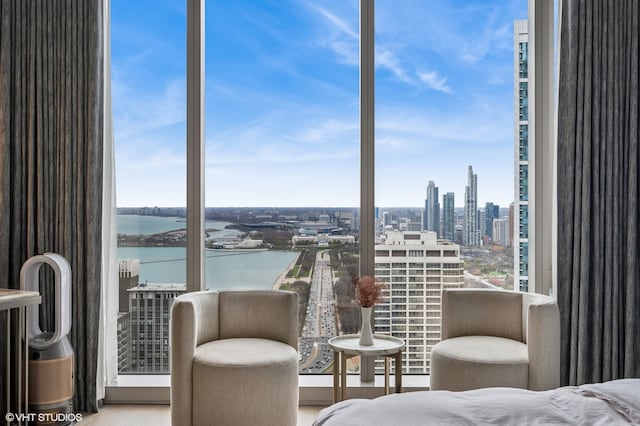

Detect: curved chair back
[219, 290, 298, 348]
[442, 288, 523, 342]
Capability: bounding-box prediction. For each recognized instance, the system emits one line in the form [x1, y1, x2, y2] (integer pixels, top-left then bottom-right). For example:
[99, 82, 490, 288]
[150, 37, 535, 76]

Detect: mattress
[313, 379, 640, 425]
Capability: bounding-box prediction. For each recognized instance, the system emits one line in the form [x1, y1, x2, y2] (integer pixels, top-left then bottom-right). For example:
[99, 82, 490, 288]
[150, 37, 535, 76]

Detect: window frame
[186, 0, 205, 293]
[107, 0, 558, 403]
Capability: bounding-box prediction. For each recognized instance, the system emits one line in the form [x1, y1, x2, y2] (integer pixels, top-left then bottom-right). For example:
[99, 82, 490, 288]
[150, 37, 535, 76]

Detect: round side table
[328, 334, 405, 402]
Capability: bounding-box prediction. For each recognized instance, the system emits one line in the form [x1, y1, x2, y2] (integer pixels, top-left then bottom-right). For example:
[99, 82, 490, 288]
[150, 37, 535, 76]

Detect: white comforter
[313, 379, 640, 425]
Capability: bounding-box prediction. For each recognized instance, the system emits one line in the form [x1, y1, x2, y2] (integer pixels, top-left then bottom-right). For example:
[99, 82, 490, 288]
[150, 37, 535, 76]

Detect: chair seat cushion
[430, 336, 528, 391]
[192, 338, 298, 426]
[194, 337, 297, 367]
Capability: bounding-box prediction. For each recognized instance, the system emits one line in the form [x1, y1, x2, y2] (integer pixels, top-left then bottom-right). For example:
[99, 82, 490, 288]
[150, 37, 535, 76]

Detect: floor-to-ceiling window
[109, 0, 554, 383]
[373, 0, 527, 374]
[112, 0, 187, 374]
[204, 0, 360, 375]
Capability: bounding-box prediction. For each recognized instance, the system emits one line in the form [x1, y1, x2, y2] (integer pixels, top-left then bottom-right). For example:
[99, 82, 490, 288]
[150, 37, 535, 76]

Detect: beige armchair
[430, 288, 559, 392]
[170, 290, 299, 426]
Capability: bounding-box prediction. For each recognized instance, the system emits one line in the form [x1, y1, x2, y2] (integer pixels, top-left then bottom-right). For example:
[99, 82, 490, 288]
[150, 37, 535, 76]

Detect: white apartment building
[493, 218, 510, 246]
[374, 231, 464, 374]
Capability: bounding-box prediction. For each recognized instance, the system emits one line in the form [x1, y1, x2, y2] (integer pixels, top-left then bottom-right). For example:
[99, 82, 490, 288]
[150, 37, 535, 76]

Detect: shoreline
[273, 251, 303, 289]
[205, 247, 268, 253]
[117, 246, 298, 288]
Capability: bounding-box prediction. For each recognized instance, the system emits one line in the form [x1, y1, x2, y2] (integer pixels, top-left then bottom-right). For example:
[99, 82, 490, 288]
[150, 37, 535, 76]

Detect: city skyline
[112, 0, 527, 208]
[118, 165, 514, 211]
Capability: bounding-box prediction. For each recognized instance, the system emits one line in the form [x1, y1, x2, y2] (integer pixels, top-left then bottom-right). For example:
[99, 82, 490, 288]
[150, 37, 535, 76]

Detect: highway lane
[299, 250, 338, 373]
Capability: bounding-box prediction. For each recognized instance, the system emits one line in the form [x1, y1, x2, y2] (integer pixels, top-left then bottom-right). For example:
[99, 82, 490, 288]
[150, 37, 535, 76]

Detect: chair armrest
[526, 298, 560, 390]
[170, 291, 220, 426]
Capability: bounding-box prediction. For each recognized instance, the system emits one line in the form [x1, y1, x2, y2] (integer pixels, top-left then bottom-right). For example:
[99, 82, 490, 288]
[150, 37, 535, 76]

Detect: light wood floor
[81, 405, 326, 426]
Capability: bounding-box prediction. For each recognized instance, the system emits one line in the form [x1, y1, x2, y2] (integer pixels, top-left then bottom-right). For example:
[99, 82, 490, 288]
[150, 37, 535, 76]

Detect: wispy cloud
[417, 71, 451, 93]
[458, 11, 512, 64]
[376, 48, 414, 85]
[377, 48, 453, 92]
[375, 1, 524, 66]
[327, 41, 358, 65]
[309, 3, 454, 93]
[206, 113, 358, 168]
[376, 101, 512, 148]
[312, 5, 358, 40]
[112, 75, 186, 140]
[307, 3, 359, 65]
[292, 119, 358, 144]
[376, 136, 407, 149]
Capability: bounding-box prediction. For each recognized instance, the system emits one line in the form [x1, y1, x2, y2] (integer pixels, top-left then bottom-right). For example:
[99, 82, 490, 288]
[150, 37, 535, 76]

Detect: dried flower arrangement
[354, 275, 385, 308]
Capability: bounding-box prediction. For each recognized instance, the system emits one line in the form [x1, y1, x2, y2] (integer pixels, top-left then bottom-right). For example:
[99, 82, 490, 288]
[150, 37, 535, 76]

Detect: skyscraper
[129, 283, 186, 372]
[508, 202, 515, 247]
[485, 202, 500, 241]
[443, 192, 455, 242]
[118, 259, 139, 373]
[478, 208, 486, 238]
[464, 166, 479, 246]
[119, 258, 139, 313]
[382, 211, 390, 227]
[423, 181, 440, 236]
[493, 218, 510, 246]
[514, 20, 530, 292]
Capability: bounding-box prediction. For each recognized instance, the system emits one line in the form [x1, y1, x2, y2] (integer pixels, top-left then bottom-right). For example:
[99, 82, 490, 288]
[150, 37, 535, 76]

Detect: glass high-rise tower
[514, 19, 529, 292]
[423, 181, 440, 236]
[464, 166, 479, 246]
[484, 202, 500, 241]
[443, 192, 455, 242]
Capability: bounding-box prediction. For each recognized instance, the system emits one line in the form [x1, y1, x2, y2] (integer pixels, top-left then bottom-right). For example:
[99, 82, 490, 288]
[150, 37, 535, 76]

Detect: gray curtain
[557, 0, 640, 385]
[0, 0, 104, 413]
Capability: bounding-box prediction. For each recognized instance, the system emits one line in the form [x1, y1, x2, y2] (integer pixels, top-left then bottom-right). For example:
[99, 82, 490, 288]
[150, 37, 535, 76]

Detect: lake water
[117, 214, 241, 239]
[117, 215, 298, 289]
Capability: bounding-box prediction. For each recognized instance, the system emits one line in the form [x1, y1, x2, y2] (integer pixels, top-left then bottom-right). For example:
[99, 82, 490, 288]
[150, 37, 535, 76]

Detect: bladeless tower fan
[20, 253, 75, 425]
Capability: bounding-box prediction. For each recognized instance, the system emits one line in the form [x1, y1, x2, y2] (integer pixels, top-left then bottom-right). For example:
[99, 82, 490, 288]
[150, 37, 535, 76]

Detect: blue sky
[112, 0, 527, 208]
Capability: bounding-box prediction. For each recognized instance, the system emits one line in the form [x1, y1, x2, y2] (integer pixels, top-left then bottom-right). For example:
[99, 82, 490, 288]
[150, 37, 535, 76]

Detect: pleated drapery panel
[557, 0, 640, 386]
[0, 0, 104, 413]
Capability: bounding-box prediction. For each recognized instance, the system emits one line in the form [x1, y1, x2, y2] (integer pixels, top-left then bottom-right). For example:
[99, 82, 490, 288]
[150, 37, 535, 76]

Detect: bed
[313, 379, 640, 425]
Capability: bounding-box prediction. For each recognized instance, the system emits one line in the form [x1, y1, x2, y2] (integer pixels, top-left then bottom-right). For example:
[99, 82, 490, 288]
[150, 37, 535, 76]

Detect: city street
[299, 251, 337, 373]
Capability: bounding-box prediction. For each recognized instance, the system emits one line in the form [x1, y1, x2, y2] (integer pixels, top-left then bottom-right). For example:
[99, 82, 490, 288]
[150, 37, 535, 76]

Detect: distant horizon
[117, 205, 513, 211]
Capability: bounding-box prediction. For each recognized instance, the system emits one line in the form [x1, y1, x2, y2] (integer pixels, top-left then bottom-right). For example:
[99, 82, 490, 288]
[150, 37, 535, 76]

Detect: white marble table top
[328, 334, 405, 356]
